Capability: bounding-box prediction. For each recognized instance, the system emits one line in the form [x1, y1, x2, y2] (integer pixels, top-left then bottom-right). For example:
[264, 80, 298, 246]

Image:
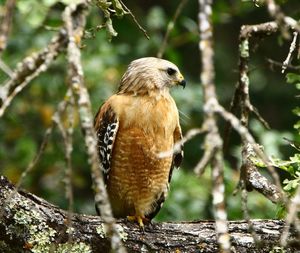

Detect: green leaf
[292, 107, 300, 117]
[294, 120, 300, 130]
[111, 0, 126, 17]
[286, 73, 300, 84]
[93, 0, 118, 40]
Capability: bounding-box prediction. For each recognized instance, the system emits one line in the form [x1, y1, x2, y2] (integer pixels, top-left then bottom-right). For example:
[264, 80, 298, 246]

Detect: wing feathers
[94, 103, 119, 183]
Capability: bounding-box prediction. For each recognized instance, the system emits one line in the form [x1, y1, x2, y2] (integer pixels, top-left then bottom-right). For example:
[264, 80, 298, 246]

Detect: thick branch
[0, 176, 299, 252]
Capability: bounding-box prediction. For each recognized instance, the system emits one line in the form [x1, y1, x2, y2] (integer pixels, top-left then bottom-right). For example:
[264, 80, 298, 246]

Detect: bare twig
[0, 0, 16, 53]
[157, 0, 188, 58]
[0, 124, 53, 220]
[240, 180, 261, 247]
[194, 146, 215, 175]
[280, 186, 300, 247]
[119, 0, 150, 40]
[16, 127, 53, 190]
[267, 58, 300, 71]
[63, 2, 126, 252]
[265, 0, 300, 36]
[198, 0, 231, 251]
[0, 30, 67, 117]
[282, 31, 298, 73]
[52, 89, 75, 244]
[265, 0, 291, 39]
[159, 127, 205, 159]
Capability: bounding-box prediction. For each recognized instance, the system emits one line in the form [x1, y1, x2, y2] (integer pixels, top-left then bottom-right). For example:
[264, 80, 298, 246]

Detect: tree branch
[0, 29, 67, 117]
[157, 0, 188, 58]
[0, 176, 299, 252]
[198, 0, 230, 251]
[63, 2, 126, 252]
[225, 21, 285, 206]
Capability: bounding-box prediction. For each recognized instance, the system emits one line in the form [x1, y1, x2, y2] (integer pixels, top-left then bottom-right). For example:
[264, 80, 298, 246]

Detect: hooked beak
[179, 79, 186, 89]
[177, 73, 186, 89]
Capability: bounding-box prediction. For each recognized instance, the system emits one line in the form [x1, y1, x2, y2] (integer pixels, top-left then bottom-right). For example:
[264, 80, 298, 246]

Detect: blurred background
[0, 0, 299, 221]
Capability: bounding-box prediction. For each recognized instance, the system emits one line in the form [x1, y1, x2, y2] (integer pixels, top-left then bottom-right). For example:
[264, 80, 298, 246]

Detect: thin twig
[265, 0, 289, 38]
[194, 144, 215, 175]
[159, 127, 205, 158]
[240, 180, 261, 247]
[267, 58, 300, 71]
[0, 125, 53, 220]
[0, 30, 67, 117]
[52, 89, 75, 245]
[16, 127, 53, 189]
[282, 31, 298, 73]
[4, 90, 71, 192]
[265, 0, 300, 37]
[119, 0, 150, 40]
[157, 0, 188, 58]
[280, 185, 300, 247]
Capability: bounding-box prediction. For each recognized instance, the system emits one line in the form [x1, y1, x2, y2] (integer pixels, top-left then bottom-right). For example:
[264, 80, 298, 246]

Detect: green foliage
[278, 71, 300, 196]
[93, 0, 128, 40]
[287, 73, 300, 135]
[286, 72, 300, 85]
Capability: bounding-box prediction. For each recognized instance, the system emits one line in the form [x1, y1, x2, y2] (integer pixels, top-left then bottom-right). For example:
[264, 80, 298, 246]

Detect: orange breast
[107, 94, 178, 218]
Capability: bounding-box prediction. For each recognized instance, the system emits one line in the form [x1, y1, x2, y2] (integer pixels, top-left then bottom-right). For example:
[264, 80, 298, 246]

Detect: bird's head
[118, 57, 186, 95]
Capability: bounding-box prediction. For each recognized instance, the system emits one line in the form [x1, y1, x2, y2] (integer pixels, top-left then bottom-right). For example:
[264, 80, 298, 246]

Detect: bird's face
[157, 59, 186, 89]
[118, 57, 186, 94]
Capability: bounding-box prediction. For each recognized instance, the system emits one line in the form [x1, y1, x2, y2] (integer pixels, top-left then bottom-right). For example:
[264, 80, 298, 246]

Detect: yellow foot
[127, 215, 149, 229]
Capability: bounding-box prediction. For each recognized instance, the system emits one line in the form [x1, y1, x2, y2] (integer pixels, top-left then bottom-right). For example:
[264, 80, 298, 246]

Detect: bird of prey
[94, 57, 185, 227]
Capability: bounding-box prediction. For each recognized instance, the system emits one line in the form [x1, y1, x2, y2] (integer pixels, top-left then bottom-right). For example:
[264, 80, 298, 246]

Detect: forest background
[0, 0, 299, 223]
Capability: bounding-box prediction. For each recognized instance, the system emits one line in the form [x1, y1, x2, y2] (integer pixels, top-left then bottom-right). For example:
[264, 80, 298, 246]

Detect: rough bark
[0, 176, 299, 253]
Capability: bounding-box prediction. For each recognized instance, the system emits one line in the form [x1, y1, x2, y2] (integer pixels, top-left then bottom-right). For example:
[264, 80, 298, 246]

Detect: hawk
[94, 57, 185, 227]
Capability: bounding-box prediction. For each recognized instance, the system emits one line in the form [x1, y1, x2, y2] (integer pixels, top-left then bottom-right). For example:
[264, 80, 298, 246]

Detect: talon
[137, 216, 144, 228]
[127, 215, 149, 230]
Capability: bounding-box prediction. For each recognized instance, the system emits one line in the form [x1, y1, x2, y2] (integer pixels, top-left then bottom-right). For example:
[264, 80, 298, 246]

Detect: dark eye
[167, 68, 176, 76]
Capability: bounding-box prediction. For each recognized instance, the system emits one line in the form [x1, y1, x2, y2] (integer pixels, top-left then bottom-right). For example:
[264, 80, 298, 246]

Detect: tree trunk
[0, 176, 298, 253]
